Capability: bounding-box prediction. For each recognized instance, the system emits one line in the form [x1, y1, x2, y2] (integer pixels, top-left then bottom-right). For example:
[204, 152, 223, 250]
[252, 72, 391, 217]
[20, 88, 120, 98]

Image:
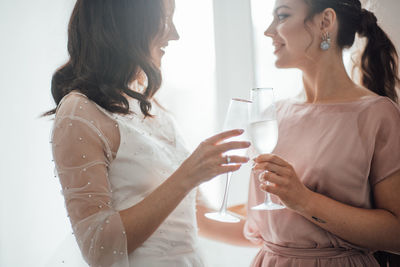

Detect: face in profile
[151, 0, 180, 67]
[264, 0, 323, 69]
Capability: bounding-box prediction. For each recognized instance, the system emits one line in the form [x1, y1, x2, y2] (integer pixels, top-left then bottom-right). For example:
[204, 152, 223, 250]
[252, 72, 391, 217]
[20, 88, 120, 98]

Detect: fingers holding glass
[205, 98, 252, 223]
[249, 88, 285, 211]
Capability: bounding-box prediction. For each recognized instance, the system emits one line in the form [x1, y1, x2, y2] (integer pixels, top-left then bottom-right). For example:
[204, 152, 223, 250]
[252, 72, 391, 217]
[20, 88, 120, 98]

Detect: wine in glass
[205, 98, 251, 223]
[249, 88, 285, 210]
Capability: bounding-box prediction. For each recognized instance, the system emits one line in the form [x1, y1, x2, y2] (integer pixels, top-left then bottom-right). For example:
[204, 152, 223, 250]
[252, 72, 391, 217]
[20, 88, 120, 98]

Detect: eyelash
[277, 14, 290, 21]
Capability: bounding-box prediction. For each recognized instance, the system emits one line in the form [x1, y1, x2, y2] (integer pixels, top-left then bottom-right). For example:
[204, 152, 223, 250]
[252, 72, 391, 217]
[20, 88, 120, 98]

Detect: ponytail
[357, 9, 399, 103]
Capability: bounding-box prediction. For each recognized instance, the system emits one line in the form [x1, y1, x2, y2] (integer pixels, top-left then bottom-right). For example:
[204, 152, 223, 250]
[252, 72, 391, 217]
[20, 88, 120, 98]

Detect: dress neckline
[289, 95, 384, 106]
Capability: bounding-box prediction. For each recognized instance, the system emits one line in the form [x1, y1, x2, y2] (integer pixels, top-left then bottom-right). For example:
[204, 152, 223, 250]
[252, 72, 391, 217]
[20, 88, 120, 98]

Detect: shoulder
[53, 91, 119, 138]
[56, 91, 113, 121]
[56, 91, 90, 115]
[53, 91, 120, 154]
[275, 98, 292, 110]
[358, 96, 400, 139]
[363, 96, 400, 121]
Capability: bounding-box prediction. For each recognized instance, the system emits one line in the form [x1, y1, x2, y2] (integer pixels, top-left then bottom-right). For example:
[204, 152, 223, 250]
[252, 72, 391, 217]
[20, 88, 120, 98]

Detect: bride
[44, 0, 251, 266]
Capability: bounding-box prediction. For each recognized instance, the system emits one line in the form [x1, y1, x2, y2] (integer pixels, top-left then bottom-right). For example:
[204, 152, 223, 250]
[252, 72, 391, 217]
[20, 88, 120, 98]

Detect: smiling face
[265, 0, 322, 69]
[151, 0, 180, 67]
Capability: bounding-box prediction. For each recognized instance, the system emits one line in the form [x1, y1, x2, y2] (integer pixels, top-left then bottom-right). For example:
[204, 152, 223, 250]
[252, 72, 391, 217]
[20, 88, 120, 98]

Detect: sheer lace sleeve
[52, 93, 129, 267]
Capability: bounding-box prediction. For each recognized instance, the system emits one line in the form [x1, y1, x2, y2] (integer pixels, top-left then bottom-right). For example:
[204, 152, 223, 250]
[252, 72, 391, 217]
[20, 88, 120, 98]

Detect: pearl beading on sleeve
[51, 93, 129, 267]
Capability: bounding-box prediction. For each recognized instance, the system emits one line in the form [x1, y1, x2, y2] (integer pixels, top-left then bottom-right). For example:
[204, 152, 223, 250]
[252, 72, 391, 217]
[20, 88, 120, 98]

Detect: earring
[320, 32, 331, 51]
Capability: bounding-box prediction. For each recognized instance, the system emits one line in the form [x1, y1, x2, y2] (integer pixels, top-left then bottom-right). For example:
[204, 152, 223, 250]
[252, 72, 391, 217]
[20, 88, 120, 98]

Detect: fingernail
[238, 129, 245, 133]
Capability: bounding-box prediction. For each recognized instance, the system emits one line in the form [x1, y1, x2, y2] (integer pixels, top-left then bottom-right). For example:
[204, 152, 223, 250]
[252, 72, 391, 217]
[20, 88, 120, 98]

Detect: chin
[153, 57, 162, 68]
[274, 56, 297, 69]
[151, 51, 163, 68]
[275, 60, 290, 69]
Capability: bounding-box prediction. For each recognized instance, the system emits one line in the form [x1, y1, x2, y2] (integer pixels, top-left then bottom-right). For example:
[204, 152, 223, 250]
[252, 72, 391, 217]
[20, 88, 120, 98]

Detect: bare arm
[298, 171, 400, 251]
[255, 154, 400, 252]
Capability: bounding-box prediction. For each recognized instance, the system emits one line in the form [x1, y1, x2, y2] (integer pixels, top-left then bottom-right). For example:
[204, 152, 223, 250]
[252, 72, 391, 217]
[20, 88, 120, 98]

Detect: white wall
[0, 0, 76, 266]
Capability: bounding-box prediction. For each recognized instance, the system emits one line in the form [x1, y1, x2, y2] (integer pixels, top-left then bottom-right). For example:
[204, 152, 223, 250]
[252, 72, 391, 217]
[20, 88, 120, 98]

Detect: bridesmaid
[45, 0, 250, 266]
[198, 0, 400, 266]
[247, 0, 400, 265]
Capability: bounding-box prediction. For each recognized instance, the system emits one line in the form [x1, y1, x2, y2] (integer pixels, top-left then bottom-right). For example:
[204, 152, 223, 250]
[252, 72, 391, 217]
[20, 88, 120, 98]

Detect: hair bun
[357, 9, 378, 36]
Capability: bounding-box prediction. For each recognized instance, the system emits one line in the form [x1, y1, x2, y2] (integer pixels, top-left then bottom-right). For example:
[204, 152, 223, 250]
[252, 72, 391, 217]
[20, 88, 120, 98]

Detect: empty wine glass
[249, 88, 285, 210]
[205, 98, 251, 223]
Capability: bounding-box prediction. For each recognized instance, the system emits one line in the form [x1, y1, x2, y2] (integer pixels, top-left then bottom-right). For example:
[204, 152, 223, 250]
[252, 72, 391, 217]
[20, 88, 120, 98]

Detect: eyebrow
[274, 5, 291, 14]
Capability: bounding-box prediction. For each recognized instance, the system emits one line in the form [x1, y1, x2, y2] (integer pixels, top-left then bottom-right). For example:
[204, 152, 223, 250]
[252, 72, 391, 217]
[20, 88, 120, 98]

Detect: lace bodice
[52, 92, 203, 267]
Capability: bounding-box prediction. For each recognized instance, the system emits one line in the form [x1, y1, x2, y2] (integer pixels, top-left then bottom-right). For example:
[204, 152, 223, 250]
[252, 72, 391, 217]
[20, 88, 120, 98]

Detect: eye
[277, 14, 290, 21]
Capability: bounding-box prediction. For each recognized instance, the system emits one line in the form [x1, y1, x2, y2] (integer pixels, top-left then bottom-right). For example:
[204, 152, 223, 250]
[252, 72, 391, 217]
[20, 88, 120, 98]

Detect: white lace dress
[51, 91, 204, 267]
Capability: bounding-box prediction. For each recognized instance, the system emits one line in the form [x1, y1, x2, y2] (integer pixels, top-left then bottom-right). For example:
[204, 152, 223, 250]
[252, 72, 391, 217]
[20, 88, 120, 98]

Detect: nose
[170, 23, 180, 41]
[264, 21, 276, 38]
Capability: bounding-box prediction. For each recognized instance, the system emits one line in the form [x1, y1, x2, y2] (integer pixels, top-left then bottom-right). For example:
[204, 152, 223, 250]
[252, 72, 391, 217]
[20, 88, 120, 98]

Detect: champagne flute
[249, 88, 285, 210]
[205, 98, 251, 223]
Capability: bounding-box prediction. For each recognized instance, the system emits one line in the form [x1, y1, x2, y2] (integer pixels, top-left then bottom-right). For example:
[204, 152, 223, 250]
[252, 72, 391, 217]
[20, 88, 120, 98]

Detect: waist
[262, 242, 369, 259]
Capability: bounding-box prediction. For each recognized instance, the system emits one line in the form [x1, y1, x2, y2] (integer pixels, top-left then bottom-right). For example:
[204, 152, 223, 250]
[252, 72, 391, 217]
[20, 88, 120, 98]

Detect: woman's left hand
[253, 154, 312, 212]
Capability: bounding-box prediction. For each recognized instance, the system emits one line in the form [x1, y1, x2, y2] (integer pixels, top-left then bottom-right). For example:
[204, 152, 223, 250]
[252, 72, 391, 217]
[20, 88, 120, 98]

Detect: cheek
[150, 46, 162, 67]
[278, 23, 311, 51]
[277, 23, 294, 39]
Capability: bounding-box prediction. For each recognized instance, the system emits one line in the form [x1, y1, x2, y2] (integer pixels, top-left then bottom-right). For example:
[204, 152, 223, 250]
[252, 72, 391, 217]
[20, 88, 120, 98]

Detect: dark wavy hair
[303, 0, 399, 103]
[44, 0, 166, 117]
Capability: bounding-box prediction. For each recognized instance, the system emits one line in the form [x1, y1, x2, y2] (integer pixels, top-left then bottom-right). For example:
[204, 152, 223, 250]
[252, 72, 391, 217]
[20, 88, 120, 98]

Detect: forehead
[164, 0, 175, 15]
[274, 0, 304, 10]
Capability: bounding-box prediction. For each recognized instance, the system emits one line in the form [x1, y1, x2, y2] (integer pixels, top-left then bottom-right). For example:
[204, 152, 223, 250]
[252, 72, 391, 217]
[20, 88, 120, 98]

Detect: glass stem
[261, 171, 273, 205]
[219, 172, 233, 214]
[263, 182, 272, 205]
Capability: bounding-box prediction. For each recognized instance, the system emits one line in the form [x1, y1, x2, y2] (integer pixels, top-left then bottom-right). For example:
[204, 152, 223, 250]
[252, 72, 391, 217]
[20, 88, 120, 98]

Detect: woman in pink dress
[246, 0, 400, 265]
[198, 0, 400, 266]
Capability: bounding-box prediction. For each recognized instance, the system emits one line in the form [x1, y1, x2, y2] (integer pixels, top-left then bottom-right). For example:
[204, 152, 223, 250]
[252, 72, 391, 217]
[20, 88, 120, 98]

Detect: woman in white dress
[44, 0, 251, 266]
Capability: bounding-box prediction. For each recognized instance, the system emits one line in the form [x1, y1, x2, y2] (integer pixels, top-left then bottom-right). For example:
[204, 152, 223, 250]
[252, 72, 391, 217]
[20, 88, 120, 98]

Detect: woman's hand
[253, 154, 312, 212]
[177, 129, 251, 188]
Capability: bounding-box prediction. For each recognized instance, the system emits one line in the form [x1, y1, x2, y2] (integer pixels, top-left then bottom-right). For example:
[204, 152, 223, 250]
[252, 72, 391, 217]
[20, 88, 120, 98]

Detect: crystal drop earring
[320, 32, 331, 51]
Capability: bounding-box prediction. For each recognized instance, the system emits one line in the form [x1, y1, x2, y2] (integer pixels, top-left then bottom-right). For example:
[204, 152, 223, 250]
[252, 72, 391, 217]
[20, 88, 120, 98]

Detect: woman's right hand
[175, 129, 251, 188]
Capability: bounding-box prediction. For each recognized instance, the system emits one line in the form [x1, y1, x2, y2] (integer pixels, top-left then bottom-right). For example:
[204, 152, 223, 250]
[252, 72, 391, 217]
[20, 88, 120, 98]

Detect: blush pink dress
[244, 96, 400, 267]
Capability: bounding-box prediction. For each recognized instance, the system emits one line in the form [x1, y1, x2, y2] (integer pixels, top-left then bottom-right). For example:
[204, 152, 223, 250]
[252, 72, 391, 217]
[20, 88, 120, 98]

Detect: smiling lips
[159, 43, 168, 55]
[273, 42, 285, 54]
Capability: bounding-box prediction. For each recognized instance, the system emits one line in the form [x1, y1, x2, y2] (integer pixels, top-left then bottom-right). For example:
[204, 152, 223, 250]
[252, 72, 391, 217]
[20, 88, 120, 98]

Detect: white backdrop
[0, 0, 76, 266]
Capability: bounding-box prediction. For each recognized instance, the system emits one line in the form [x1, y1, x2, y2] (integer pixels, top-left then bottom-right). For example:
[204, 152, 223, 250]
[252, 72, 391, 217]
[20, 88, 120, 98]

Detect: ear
[319, 8, 336, 32]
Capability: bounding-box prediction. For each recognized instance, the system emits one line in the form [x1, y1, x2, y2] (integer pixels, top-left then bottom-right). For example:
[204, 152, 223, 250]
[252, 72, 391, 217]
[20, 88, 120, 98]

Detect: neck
[300, 50, 357, 103]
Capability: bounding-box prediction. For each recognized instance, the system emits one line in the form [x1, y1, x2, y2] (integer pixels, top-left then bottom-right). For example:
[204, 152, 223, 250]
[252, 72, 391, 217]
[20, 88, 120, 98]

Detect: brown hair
[303, 0, 399, 103]
[44, 0, 166, 117]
